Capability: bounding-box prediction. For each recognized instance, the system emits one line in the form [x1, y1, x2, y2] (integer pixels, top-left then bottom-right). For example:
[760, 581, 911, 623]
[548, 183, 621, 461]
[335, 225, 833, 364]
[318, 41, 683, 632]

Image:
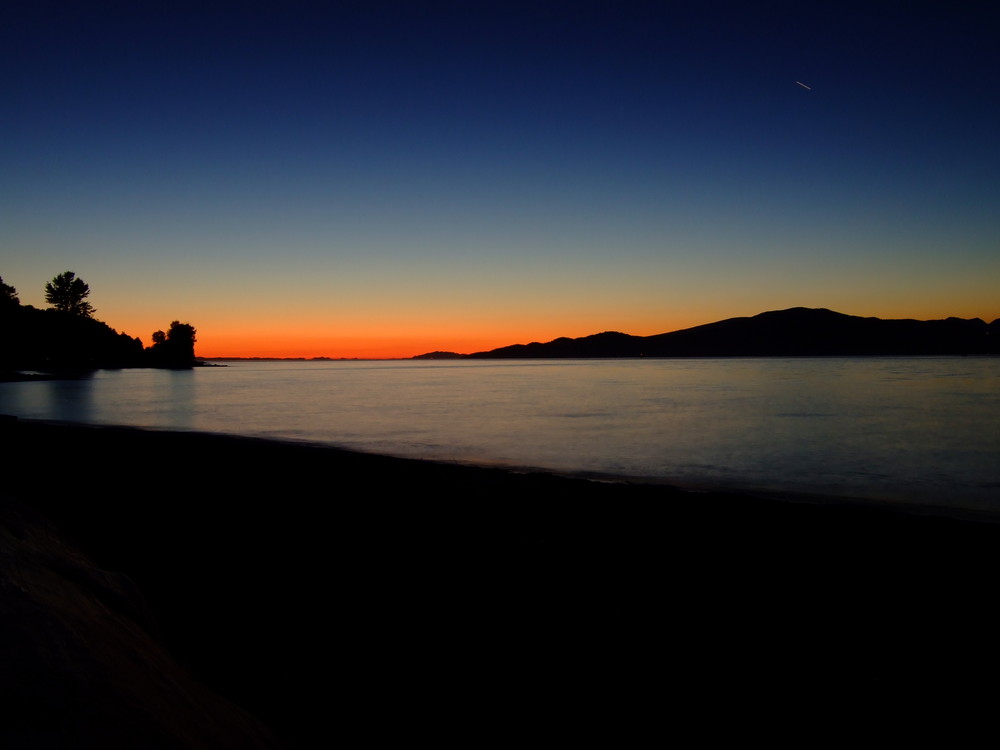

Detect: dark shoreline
[5, 417, 1000, 743]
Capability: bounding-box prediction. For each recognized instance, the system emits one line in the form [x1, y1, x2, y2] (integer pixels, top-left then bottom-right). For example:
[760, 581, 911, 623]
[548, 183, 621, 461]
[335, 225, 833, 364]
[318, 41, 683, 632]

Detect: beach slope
[4, 418, 999, 742]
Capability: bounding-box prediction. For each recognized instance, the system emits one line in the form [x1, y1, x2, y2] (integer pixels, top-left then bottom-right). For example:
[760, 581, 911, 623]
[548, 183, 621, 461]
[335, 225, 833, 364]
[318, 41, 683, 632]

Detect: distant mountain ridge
[414, 308, 1000, 359]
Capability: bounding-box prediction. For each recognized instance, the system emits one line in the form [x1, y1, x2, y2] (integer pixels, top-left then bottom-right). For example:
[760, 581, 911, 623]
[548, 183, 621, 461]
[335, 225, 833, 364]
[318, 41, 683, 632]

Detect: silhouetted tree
[166, 321, 196, 360]
[0, 275, 19, 309]
[146, 320, 197, 367]
[45, 271, 95, 318]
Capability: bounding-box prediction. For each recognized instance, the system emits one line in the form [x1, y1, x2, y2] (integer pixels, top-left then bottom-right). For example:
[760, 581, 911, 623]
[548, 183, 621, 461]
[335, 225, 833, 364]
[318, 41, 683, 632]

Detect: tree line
[1, 271, 197, 373]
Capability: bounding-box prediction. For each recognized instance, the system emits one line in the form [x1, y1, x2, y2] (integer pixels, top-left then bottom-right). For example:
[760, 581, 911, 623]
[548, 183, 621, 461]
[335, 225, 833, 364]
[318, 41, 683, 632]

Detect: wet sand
[4, 417, 1000, 744]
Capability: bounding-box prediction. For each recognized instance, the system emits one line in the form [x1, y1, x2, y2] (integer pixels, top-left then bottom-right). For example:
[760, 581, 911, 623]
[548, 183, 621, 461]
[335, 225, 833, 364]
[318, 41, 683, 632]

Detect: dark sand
[4, 417, 1000, 744]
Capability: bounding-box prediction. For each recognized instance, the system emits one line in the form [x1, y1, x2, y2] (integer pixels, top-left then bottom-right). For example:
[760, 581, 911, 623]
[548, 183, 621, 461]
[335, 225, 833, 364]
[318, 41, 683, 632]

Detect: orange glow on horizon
[194, 331, 544, 360]
[195, 331, 585, 360]
[187, 306, 747, 358]
[183, 311, 721, 359]
[113, 303, 1000, 361]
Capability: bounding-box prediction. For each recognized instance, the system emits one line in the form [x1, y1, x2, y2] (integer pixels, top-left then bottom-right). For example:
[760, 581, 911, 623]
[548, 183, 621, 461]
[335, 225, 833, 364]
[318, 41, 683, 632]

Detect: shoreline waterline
[3, 355, 998, 518]
[7, 415, 999, 525]
[8, 413, 1000, 744]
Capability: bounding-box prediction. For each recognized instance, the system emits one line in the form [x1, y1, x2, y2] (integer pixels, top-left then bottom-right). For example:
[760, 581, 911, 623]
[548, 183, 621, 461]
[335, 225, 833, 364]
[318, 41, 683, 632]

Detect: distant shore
[5, 417, 1000, 743]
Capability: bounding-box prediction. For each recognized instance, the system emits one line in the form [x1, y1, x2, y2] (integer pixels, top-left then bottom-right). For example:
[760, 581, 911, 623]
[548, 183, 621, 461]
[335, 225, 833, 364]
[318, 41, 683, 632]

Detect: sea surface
[3, 357, 999, 514]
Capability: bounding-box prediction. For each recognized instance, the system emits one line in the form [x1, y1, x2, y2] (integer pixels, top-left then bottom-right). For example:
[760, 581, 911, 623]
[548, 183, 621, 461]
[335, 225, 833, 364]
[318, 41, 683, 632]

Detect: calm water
[3, 358, 999, 513]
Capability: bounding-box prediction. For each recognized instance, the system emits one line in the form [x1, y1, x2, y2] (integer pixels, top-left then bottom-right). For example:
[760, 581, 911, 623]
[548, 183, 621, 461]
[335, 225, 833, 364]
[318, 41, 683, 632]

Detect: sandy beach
[4, 417, 1000, 744]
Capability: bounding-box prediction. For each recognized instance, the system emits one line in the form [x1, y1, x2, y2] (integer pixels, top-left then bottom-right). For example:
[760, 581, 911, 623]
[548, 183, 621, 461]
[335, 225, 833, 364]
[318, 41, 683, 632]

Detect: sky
[3, 1, 998, 358]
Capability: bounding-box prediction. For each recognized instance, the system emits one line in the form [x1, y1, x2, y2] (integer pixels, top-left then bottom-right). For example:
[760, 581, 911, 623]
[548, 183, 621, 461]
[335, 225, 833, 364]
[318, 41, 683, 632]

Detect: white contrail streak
[795, 81, 812, 90]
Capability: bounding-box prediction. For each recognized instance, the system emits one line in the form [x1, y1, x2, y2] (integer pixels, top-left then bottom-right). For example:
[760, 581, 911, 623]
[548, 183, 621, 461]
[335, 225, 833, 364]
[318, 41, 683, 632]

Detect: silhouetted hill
[437, 308, 999, 359]
[637, 308, 998, 357]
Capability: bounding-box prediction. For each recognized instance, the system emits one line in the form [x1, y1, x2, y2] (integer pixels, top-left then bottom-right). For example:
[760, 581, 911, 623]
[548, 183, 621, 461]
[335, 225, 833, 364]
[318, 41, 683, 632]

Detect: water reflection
[1, 358, 998, 511]
[44, 376, 96, 424]
[91, 368, 199, 430]
[162, 370, 197, 429]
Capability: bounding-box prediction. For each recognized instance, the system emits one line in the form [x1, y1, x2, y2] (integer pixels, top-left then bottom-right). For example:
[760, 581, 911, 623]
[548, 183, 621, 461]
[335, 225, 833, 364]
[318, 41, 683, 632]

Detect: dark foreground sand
[3, 417, 1000, 745]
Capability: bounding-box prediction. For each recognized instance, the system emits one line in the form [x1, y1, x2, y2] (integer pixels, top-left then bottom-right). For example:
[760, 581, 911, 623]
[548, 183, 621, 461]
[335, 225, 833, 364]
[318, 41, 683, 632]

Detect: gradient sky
[3, 2, 998, 358]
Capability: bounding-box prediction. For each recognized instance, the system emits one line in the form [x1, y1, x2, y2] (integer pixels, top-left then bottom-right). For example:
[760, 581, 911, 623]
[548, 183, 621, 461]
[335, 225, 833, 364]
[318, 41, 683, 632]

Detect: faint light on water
[1, 357, 998, 513]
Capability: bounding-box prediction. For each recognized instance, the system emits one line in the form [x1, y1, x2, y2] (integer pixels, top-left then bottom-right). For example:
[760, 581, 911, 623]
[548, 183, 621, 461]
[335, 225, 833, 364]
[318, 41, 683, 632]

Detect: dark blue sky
[3, 1, 998, 356]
